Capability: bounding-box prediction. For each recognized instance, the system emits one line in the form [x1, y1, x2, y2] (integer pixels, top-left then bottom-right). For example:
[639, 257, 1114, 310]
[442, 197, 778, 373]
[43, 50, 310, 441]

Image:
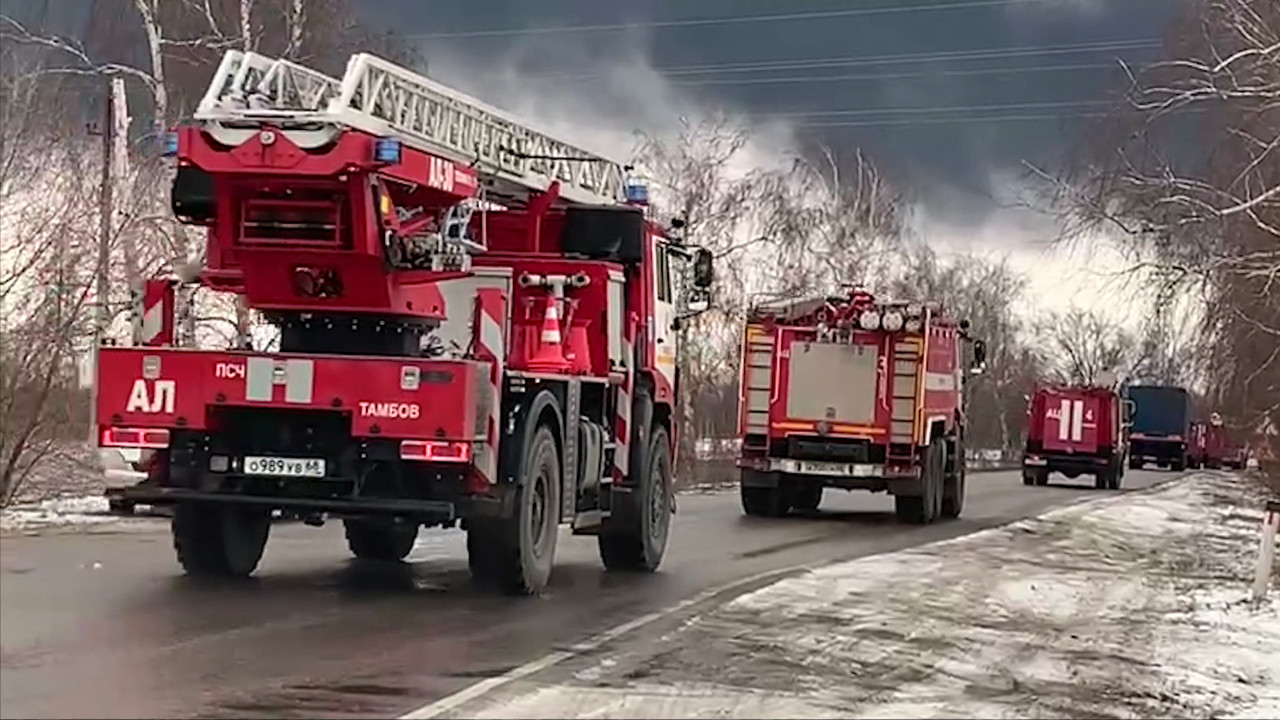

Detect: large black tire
[1129, 457, 1143, 470]
[1171, 456, 1186, 472]
[1022, 470, 1036, 486]
[788, 481, 823, 513]
[344, 520, 418, 561]
[896, 438, 944, 524]
[740, 479, 787, 517]
[172, 504, 270, 578]
[941, 437, 965, 519]
[599, 426, 673, 572]
[468, 424, 560, 595]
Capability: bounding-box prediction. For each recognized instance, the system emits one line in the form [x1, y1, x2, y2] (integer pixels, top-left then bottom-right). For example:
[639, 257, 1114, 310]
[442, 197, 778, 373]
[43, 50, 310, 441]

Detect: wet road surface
[0, 469, 1175, 719]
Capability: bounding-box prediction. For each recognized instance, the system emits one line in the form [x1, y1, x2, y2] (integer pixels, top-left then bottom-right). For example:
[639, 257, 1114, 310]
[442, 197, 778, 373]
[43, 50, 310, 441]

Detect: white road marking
[397, 563, 815, 719]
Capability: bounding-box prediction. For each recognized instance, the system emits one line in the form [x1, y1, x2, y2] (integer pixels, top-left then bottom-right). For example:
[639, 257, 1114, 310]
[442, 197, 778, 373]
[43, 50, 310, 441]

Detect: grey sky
[368, 0, 1180, 239]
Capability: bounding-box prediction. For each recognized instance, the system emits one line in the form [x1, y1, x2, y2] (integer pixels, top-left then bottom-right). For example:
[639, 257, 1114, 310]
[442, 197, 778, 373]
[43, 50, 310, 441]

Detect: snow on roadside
[1, 494, 118, 533]
[456, 473, 1280, 719]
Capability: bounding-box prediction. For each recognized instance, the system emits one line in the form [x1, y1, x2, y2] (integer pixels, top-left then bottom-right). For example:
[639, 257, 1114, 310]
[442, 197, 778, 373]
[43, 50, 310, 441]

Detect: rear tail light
[101, 427, 171, 449]
[400, 440, 471, 463]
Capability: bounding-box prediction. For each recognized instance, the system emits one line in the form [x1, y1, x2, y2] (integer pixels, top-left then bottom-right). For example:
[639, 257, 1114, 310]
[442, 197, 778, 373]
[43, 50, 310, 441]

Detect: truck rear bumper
[1023, 453, 1110, 475]
[106, 486, 508, 522]
[738, 457, 919, 493]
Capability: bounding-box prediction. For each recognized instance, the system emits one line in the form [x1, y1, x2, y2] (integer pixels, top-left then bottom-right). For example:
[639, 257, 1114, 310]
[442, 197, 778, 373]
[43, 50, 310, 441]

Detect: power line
[410, 0, 1174, 40]
[509, 39, 1161, 81]
[672, 62, 1119, 87]
[761, 100, 1110, 120]
[794, 112, 1110, 128]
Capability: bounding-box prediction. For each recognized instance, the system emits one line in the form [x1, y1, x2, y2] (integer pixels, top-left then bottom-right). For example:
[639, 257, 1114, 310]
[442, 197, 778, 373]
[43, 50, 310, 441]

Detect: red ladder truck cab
[1021, 380, 1131, 490]
[94, 50, 714, 594]
[734, 288, 986, 524]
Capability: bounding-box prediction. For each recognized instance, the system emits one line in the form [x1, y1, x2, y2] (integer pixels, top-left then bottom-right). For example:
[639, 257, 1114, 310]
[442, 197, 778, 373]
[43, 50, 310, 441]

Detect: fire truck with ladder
[94, 50, 714, 595]
[734, 288, 986, 523]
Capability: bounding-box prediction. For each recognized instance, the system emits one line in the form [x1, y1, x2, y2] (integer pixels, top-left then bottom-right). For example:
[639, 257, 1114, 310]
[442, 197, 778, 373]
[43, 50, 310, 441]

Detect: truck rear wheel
[1129, 457, 1143, 470]
[1171, 456, 1186, 472]
[468, 423, 560, 595]
[344, 520, 418, 562]
[172, 504, 270, 578]
[741, 482, 787, 517]
[599, 426, 672, 572]
[941, 438, 965, 519]
[788, 481, 823, 513]
[896, 439, 944, 524]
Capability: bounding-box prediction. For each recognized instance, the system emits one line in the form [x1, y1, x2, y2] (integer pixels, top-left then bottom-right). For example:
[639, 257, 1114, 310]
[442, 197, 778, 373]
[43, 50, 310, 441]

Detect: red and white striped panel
[613, 317, 635, 482]
[134, 279, 176, 347]
[472, 288, 507, 484]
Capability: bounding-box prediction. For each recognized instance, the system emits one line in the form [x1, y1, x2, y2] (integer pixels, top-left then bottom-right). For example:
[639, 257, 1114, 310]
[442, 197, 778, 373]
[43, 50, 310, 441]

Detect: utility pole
[87, 75, 115, 443]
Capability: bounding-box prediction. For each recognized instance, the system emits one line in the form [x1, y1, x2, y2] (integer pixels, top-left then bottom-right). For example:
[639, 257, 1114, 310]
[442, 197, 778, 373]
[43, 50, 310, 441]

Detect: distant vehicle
[1188, 413, 1228, 469]
[1222, 435, 1249, 470]
[733, 288, 986, 524]
[1126, 385, 1192, 471]
[1021, 382, 1130, 489]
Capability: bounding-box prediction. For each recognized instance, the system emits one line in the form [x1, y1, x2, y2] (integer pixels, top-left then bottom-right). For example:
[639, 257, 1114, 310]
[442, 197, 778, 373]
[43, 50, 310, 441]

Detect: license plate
[790, 460, 876, 477]
[243, 456, 326, 478]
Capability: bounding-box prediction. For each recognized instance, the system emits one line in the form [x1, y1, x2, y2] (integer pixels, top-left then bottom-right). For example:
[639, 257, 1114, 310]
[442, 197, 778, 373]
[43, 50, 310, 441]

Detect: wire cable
[411, 0, 1175, 39]
[672, 62, 1120, 86]
[761, 100, 1111, 120]
[505, 40, 1162, 81]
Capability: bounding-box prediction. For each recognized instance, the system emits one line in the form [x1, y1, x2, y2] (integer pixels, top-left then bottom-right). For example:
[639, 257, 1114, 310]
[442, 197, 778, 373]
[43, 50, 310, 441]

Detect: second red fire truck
[734, 288, 986, 524]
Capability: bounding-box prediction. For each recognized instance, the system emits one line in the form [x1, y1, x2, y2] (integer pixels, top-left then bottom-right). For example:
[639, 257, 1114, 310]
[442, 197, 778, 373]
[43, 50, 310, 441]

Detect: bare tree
[1036, 309, 1138, 387]
[887, 246, 1038, 453]
[1041, 0, 1278, 472]
[0, 50, 99, 505]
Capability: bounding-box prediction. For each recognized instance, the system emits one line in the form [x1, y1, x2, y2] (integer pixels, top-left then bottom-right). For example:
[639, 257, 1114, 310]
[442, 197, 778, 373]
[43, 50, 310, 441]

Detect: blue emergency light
[374, 137, 402, 164]
[161, 131, 179, 158]
[624, 181, 649, 206]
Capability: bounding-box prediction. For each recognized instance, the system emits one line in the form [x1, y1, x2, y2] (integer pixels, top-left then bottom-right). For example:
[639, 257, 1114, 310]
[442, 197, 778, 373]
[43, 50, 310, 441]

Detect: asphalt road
[0, 469, 1177, 719]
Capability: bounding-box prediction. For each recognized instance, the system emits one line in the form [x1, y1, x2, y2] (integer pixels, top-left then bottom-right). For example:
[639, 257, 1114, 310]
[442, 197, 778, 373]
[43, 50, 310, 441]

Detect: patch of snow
[450, 473, 1280, 719]
[1, 494, 117, 533]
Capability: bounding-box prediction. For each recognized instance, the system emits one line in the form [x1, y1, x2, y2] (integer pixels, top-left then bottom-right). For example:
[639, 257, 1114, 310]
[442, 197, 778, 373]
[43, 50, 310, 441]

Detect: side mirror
[972, 339, 987, 366]
[693, 248, 713, 289]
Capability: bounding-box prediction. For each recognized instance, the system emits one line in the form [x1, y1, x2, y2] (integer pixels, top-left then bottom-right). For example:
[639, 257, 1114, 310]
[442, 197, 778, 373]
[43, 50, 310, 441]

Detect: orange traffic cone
[527, 296, 572, 372]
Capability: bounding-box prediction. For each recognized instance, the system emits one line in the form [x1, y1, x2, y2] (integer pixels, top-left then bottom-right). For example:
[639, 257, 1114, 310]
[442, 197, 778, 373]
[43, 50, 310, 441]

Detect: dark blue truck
[1126, 385, 1191, 471]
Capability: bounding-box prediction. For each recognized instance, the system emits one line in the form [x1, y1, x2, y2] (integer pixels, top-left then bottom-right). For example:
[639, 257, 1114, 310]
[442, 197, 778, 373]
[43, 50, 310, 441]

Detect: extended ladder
[194, 50, 628, 207]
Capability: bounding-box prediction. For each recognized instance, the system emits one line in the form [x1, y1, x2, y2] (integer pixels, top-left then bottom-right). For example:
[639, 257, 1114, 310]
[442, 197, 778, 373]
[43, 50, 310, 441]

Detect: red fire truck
[1188, 413, 1247, 469]
[1021, 382, 1130, 489]
[94, 50, 713, 594]
[733, 288, 986, 524]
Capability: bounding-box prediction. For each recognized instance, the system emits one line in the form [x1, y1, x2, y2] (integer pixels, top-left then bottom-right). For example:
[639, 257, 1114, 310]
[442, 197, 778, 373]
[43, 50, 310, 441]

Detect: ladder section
[742, 325, 775, 438]
[888, 338, 922, 458]
[194, 50, 627, 208]
[197, 50, 341, 116]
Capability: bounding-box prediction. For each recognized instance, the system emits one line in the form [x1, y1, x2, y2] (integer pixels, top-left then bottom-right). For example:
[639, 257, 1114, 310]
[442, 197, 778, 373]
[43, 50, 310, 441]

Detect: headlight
[882, 310, 905, 331]
[859, 310, 881, 330]
[904, 318, 922, 333]
[906, 303, 923, 317]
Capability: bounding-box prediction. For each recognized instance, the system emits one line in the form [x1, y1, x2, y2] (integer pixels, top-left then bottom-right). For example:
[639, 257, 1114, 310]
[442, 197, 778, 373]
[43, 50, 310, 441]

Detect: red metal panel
[96, 347, 482, 441]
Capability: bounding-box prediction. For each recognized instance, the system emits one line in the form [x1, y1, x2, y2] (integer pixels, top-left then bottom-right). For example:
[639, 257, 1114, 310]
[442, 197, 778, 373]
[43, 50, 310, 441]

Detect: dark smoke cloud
[368, 0, 1180, 242]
